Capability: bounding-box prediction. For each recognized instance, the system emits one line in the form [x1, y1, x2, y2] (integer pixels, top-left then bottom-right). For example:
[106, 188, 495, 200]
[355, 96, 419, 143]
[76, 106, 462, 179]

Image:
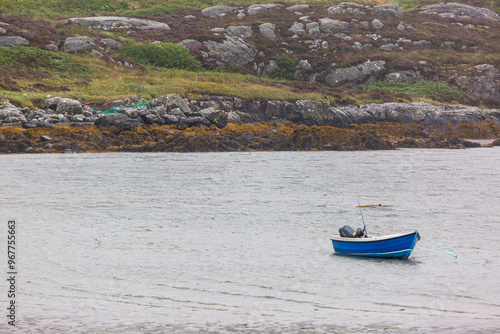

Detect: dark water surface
[1, 149, 499, 333]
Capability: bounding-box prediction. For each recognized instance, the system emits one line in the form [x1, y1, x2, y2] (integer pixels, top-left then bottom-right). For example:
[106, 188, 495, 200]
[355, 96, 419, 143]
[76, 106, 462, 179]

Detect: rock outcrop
[419, 2, 500, 21]
[203, 37, 258, 67]
[67, 16, 171, 30]
[326, 60, 386, 87]
[0, 36, 29, 47]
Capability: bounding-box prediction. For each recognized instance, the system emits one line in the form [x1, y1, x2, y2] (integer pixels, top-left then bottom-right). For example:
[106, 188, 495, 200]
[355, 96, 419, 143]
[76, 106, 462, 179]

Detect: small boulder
[371, 19, 384, 30]
[373, 4, 403, 18]
[202, 6, 239, 17]
[259, 23, 276, 39]
[226, 26, 253, 38]
[248, 4, 284, 15]
[63, 36, 96, 53]
[0, 36, 29, 47]
[45, 97, 83, 115]
[101, 38, 122, 50]
[94, 114, 141, 131]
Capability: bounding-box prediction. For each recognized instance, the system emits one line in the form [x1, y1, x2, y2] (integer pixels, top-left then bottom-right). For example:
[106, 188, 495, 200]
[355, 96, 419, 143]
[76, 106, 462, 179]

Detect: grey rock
[259, 23, 276, 39]
[184, 15, 196, 19]
[328, 3, 365, 15]
[373, 4, 403, 18]
[95, 114, 141, 131]
[289, 23, 305, 35]
[203, 37, 258, 68]
[379, 44, 395, 51]
[413, 40, 432, 47]
[226, 26, 253, 38]
[148, 94, 192, 117]
[397, 23, 405, 31]
[101, 38, 122, 50]
[68, 16, 171, 30]
[0, 27, 6, 35]
[326, 60, 386, 87]
[319, 18, 346, 35]
[178, 39, 203, 48]
[0, 36, 29, 47]
[46, 43, 59, 52]
[333, 33, 352, 41]
[419, 2, 499, 21]
[385, 71, 423, 83]
[63, 36, 96, 53]
[450, 64, 500, 102]
[248, 4, 284, 15]
[371, 19, 384, 30]
[199, 107, 228, 128]
[45, 97, 83, 115]
[287, 5, 309, 11]
[202, 6, 239, 17]
[90, 50, 103, 57]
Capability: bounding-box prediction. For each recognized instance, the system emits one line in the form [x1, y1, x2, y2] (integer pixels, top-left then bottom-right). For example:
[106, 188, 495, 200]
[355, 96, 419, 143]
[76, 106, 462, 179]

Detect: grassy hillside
[1, 0, 499, 108]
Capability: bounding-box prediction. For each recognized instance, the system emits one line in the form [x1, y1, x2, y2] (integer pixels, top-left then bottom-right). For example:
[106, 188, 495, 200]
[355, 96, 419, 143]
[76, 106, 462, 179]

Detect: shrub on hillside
[269, 56, 296, 81]
[119, 43, 201, 71]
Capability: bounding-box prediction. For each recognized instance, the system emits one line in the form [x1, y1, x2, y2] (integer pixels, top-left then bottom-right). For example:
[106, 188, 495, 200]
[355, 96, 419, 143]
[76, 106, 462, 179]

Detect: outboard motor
[339, 225, 365, 238]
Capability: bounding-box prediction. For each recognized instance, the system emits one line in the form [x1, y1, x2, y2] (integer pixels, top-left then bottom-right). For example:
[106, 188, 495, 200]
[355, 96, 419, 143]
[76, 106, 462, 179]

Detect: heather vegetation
[0, 0, 499, 109]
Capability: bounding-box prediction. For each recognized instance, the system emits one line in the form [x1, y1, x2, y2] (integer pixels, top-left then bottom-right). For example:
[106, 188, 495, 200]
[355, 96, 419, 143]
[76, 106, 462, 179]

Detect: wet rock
[40, 135, 52, 142]
[94, 114, 141, 131]
[67, 16, 171, 30]
[63, 36, 97, 53]
[419, 3, 500, 21]
[0, 36, 29, 47]
[202, 6, 239, 17]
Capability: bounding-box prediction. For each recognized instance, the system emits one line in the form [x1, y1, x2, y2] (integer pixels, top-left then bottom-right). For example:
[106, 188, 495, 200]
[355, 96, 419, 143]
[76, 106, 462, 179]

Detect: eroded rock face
[67, 16, 171, 30]
[450, 64, 500, 102]
[0, 36, 29, 47]
[203, 37, 258, 67]
[226, 26, 253, 38]
[419, 2, 500, 21]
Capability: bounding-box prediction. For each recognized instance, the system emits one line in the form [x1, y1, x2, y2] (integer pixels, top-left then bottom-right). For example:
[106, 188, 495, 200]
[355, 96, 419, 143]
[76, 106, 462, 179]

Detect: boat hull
[331, 231, 419, 259]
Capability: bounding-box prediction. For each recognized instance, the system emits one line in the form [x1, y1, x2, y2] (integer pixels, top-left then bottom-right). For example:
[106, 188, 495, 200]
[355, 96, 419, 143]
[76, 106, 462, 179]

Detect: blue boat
[331, 230, 420, 259]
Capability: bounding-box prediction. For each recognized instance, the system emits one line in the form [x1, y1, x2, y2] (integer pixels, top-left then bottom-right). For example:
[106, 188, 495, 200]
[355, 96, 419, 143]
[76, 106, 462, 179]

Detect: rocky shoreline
[1, 94, 499, 153]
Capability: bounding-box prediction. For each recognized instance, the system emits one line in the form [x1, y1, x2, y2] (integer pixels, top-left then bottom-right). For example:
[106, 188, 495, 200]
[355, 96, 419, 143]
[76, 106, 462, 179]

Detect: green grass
[356, 81, 465, 101]
[0, 47, 92, 77]
[119, 43, 202, 71]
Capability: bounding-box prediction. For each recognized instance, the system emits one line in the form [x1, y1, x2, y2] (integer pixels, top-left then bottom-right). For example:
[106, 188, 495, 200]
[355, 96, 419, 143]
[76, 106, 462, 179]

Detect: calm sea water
[1, 149, 499, 333]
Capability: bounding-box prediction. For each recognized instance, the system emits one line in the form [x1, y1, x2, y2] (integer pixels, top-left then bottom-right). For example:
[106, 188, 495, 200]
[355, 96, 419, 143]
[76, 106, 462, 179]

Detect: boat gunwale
[330, 231, 418, 243]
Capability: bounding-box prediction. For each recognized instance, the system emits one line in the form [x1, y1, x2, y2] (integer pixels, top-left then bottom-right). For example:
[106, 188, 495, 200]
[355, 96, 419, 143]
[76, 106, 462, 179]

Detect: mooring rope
[416, 229, 500, 266]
